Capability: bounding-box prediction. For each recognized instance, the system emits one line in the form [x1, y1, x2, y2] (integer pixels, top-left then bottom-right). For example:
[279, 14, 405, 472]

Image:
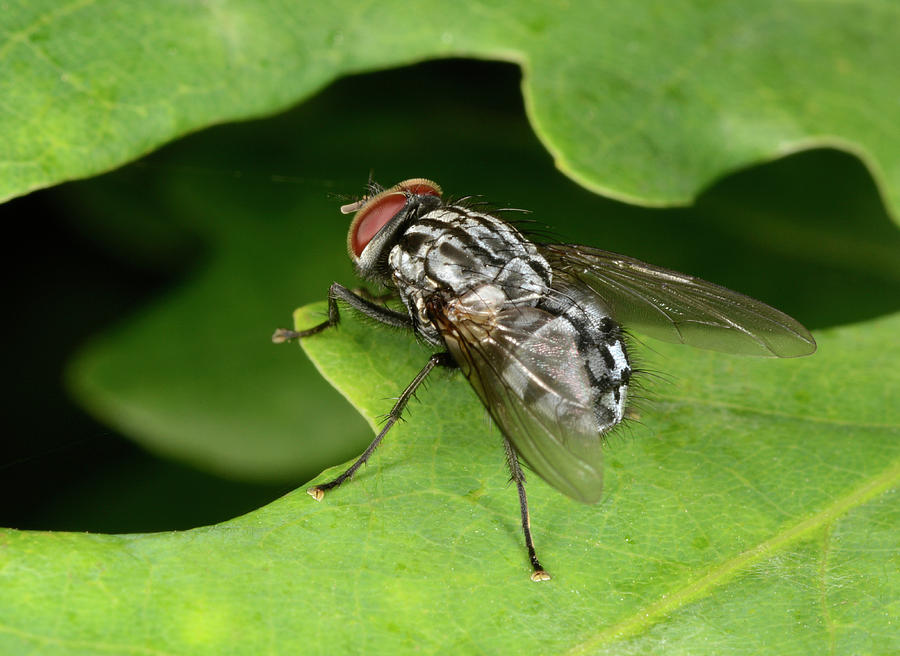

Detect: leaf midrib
[564, 458, 900, 654]
[653, 393, 899, 429]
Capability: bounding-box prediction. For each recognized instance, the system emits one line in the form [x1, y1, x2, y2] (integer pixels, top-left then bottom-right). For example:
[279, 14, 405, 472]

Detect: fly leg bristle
[351, 287, 398, 304]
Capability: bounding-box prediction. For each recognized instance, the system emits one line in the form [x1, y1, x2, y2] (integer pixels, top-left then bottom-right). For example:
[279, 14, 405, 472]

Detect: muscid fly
[273, 178, 816, 581]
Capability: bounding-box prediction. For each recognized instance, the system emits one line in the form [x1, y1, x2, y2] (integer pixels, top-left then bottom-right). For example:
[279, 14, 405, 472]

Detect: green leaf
[3, 5, 896, 649]
[2, 306, 897, 654]
[3, 1, 900, 224]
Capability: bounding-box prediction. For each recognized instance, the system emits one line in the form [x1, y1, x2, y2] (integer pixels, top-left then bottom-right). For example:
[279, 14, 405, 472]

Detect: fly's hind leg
[272, 282, 412, 343]
[307, 352, 456, 499]
[504, 439, 551, 582]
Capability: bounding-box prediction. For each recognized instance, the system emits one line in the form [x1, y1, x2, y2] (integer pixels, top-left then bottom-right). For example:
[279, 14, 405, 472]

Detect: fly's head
[343, 178, 443, 285]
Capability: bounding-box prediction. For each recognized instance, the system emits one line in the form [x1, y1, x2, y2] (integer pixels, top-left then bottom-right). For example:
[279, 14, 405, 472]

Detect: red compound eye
[347, 191, 407, 258]
[346, 178, 442, 259]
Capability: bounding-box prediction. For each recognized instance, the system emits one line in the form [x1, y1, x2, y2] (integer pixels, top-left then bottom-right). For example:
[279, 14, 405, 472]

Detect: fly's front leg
[504, 439, 551, 582]
[307, 352, 457, 499]
[272, 282, 412, 343]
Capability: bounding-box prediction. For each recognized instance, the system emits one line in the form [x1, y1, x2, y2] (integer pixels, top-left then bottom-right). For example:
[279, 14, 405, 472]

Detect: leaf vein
[563, 458, 900, 654]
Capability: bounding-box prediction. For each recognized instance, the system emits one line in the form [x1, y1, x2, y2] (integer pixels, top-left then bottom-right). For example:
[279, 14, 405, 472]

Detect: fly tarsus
[271, 322, 330, 343]
[306, 486, 326, 501]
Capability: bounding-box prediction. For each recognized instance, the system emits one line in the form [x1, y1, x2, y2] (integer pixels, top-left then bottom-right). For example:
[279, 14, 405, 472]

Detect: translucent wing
[540, 244, 816, 358]
[435, 302, 610, 504]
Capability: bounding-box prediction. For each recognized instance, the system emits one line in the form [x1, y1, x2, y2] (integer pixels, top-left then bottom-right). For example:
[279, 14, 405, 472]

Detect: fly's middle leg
[307, 352, 456, 500]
